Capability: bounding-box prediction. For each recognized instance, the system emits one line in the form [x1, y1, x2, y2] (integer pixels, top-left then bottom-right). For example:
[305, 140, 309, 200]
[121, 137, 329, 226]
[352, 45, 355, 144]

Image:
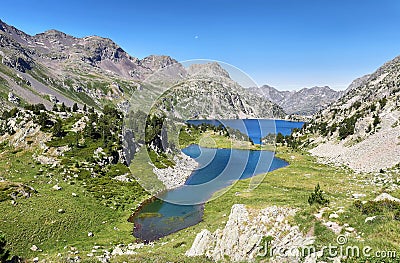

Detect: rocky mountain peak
[249, 85, 342, 115]
[140, 55, 179, 71]
[40, 29, 73, 38]
[307, 86, 331, 92]
[297, 86, 339, 96]
[187, 62, 230, 79]
[0, 20, 284, 121]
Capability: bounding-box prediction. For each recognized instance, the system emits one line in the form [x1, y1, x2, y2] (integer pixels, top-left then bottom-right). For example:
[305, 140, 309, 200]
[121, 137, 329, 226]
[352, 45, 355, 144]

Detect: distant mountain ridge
[248, 85, 343, 115]
[0, 19, 284, 119]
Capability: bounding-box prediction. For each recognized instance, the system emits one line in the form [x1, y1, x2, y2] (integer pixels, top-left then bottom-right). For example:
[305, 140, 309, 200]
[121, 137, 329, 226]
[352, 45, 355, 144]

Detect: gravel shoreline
[153, 152, 199, 189]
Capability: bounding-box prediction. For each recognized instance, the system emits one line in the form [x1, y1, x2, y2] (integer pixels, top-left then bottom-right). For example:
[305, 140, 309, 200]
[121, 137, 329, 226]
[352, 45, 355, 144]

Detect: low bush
[308, 183, 330, 206]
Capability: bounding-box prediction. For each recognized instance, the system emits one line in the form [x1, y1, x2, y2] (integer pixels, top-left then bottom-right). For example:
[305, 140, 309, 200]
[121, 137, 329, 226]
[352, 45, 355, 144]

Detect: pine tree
[60, 102, 66, 112]
[52, 119, 64, 137]
[308, 183, 330, 206]
[72, 103, 79, 112]
[52, 104, 58, 112]
[83, 104, 87, 112]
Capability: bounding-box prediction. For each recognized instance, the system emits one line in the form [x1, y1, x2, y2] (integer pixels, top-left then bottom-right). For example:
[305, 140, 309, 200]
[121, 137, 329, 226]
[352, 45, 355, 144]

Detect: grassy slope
[116, 147, 400, 262]
[1, 122, 400, 262]
[179, 129, 275, 151]
[0, 110, 151, 261]
[0, 147, 151, 260]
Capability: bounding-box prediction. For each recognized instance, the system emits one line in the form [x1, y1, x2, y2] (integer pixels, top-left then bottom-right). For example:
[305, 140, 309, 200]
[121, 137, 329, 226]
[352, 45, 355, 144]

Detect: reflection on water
[132, 145, 287, 242]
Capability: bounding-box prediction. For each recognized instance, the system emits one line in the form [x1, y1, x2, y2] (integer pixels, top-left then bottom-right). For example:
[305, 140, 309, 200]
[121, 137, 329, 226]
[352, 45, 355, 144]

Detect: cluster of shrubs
[354, 199, 400, 221]
[306, 96, 389, 140]
[273, 130, 300, 149]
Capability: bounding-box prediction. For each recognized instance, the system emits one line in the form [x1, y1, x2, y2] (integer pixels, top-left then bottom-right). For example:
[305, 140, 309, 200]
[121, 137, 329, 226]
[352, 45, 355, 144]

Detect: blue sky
[1, 0, 400, 90]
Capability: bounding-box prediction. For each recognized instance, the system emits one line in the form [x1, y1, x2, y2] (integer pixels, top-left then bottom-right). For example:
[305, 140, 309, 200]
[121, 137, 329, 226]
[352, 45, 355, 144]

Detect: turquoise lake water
[187, 119, 304, 144]
[132, 119, 304, 242]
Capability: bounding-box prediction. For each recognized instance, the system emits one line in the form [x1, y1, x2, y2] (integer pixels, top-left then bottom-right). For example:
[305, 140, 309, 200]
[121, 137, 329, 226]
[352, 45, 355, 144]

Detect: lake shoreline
[130, 144, 290, 242]
[152, 152, 200, 190]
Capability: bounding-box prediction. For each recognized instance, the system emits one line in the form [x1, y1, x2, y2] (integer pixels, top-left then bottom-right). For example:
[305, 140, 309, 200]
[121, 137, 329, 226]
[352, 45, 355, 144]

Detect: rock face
[306, 55, 400, 173]
[249, 85, 343, 115]
[186, 204, 314, 262]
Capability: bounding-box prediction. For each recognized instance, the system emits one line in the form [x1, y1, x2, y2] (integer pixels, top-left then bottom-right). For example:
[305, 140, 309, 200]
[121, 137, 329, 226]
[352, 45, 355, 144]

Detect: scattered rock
[351, 193, 366, 199]
[127, 243, 144, 250]
[35, 155, 59, 166]
[329, 213, 339, 219]
[113, 174, 132, 182]
[72, 193, 78, 197]
[52, 185, 62, 191]
[33, 257, 39, 263]
[345, 227, 355, 232]
[111, 246, 124, 256]
[374, 193, 400, 203]
[30, 245, 39, 251]
[58, 209, 65, 213]
[88, 232, 94, 237]
[67, 256, 81, 262]
[153, 153, 199, 189]
[323, 221, 342, 234]
[365, 216, 377, 223]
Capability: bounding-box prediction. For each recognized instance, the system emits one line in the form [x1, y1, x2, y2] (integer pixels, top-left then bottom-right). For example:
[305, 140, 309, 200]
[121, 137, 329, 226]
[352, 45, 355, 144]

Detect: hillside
[304, 55, 400, 173]
[0, 20, 283, 120]
[249, 85, 343, 115]
[147, 63, 285, 120]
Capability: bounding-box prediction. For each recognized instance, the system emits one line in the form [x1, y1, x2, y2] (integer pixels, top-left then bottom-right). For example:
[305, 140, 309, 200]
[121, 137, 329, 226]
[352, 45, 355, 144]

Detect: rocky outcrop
[0, 112, 51, 149]
[186, 204, 314, 262]
[153, 153, 198, 189]
[8, 92, 20, 104]
[374, 193, 400, 203]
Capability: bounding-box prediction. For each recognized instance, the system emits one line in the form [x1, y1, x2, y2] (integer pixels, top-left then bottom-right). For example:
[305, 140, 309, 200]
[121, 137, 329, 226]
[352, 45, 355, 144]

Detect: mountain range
[0, 19, 284, 119]
[248, 85, 343, 115]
